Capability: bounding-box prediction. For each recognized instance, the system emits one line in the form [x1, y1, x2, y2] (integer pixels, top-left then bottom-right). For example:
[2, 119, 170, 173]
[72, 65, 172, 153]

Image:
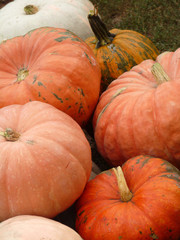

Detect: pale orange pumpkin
[0, 215, 83, 239]
[93, 48, 180, 169]
[0, 101, 92, 221]
[0, 27, 101, 126]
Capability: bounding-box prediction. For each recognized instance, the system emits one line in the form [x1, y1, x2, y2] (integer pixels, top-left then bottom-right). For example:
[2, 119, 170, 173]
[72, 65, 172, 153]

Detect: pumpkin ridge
[0, 40, 19, 71]
[129, 91, 147, 159]
[153, 89, 174, 160]
[22, 135, 90, 212]
[3, 156, 12, 219]
[130, 201, 160, 239]
[114, 92, 143, 163]
[57, 138, 91, 182]
[133, 173, 180, 238]
[23, 28, 64, 67]
[129, 168, 174, 193]
[96, 87, 127, 126]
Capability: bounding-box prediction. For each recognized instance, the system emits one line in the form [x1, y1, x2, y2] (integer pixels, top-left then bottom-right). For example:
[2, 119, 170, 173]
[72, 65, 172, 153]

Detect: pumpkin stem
[151, 62, 170, 85]
[0, 128, 20, 142]
[88, 7, 115, 48]
[24, 5, 39, 15]
[17, 68, 29, 82]
[113, 166, 133, 202]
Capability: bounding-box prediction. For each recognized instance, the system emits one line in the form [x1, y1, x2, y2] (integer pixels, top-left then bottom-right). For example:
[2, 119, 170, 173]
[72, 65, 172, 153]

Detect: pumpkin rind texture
[93, 48, 180, 169]
[0, 101, 92, 221]
[0, 215, 83, 239]
[0, 27, 101, 126]
[86, 13, 159, 91]
[0, 0, 94, 41]
[76, 155, 180, 240]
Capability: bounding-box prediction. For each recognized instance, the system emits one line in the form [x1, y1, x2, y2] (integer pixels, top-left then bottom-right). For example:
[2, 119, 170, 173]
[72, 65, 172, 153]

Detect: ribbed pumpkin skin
[93, 48, 180, 169]
[86, 29, 159, 90]
[0, 27, 101, 126]
[0, 215, 83, 239]
[0, 101, 92, 221]
[76, 155, 180, 240]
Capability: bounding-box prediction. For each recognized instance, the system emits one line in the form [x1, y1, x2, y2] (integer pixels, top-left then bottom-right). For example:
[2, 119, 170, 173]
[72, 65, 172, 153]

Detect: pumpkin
[76, 155, 180, 240]
[0, 26, 101, 126]
[93, 48, 180, 169]
[0, 215, 83, 239]
[85, 8, 159, 91]
[0, 0, 95, 42]
[0, 101, 92, 221]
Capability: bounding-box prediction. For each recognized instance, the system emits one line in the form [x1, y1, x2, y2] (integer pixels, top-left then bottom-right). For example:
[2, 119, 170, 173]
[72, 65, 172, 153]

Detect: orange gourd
[76, 155, 180, 240]
[0, 27, 101, 126]
[0, 101, 92, 221]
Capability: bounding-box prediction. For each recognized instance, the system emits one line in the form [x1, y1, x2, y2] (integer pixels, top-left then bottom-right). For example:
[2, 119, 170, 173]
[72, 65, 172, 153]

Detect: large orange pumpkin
[0, 27, 101, 126]
[76, 155, 180, 240]
[93, 48, 180, 169]
[0, 101, 92, 221]
[0, 215, 83, 239]
[85, 9, 159, 91]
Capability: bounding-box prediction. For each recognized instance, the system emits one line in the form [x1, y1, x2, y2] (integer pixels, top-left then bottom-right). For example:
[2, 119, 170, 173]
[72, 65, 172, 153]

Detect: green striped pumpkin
[85, 10, 159, 91]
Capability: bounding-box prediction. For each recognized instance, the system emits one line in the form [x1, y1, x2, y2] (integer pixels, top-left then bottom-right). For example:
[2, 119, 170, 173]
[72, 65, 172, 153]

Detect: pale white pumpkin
[0, 0, 94, 42]
[0, 215, 83, 239]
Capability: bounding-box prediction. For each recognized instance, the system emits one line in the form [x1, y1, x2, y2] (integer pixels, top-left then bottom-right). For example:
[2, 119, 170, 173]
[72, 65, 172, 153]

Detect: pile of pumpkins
[0, 0, 179, 239]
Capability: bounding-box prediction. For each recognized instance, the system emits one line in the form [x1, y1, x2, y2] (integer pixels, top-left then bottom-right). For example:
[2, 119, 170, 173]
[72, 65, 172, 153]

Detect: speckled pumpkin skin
[0, 27, 101, 126]
[86, 29, 159, 91]
[76, 155, 180, 240]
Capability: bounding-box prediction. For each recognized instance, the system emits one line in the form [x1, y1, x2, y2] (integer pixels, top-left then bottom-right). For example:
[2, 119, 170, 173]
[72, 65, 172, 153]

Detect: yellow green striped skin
[86, 28, 159, 91]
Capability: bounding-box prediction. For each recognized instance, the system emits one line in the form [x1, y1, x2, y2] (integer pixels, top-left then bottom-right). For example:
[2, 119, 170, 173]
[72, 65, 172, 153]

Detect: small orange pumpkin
[76, 155, 180, 240]
[0, 27, 101, 126]
[0, 101, 92, 221]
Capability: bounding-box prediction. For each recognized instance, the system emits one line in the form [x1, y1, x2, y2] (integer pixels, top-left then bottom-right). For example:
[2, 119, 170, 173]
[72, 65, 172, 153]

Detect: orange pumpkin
[76, 155, 180, 240]
[0, 215, 83, 239]
[0, 101, 92, 221]
[93, 48, 180, 169]
[0, 27, 101, 126]
[85, 9, 159, 91]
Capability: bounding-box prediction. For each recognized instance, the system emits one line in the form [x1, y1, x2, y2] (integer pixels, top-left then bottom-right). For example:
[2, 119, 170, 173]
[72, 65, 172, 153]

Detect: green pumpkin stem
[24, 5, 39, 15]
[113, 166, 133, 202]
[0, 128, 20, 141]
[151, 62, 170, 85]
[88, 7, 115, 48]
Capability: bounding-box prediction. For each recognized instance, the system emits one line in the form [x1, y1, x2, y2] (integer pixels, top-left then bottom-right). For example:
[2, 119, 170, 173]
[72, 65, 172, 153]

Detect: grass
[90, 0, 180, 52]
[1, 0, 179, 52]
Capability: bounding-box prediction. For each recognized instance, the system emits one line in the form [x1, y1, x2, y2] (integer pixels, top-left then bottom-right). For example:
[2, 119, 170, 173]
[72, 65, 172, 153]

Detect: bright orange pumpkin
[93, 48, 180, 169]
[0, 101, 92, 221]
[0, 27, 101, 126]
[85, 9, 159, 91]
[76, 155, 180, 240]
[0, 215, 83, 239]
